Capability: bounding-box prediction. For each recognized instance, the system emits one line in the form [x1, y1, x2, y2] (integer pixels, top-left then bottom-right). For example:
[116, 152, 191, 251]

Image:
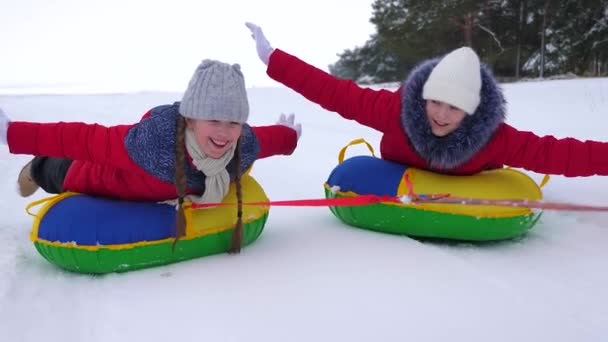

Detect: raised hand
[277, 113, 302, 140]
[245, 22, 274, 65]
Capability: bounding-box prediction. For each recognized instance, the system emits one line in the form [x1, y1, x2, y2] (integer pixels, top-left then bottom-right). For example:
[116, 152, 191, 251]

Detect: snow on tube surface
[27, 175, 269, 274]
[324, 141, 545, 241]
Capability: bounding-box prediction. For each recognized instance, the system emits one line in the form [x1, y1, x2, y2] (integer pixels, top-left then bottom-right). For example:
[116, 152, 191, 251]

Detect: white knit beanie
[422, 47, 482, 115]
[179, 59, 249, 123]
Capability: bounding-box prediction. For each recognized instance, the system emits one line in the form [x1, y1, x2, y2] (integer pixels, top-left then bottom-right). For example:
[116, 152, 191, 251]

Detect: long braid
[229, 137, 244, 254]
[173, 115, 187, 251]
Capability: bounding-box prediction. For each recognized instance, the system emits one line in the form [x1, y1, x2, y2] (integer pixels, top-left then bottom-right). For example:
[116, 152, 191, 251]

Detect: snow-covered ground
[1, 77, 607, 341]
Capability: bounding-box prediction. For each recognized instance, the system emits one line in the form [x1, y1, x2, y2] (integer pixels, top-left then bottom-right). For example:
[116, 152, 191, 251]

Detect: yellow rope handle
[25, 193, 76, 217]
[504, 167, 550, 189]
[338, 138, 376, 164]
[539, 174, 550, 188]
[26, 192, 79, 242]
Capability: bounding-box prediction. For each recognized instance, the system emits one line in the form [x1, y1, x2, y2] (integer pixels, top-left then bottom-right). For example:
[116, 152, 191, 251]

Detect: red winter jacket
[267, 49, 608, 177]
[7, 104, 297, 200]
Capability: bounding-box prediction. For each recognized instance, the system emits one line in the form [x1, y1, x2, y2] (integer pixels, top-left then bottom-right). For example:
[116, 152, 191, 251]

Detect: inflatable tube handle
[25, 193, 76, 217]
[25, 196, 57, 217]
[338, 138, 376, 163]
[506, 166, 550, 189]
[539, 174, 550, 188]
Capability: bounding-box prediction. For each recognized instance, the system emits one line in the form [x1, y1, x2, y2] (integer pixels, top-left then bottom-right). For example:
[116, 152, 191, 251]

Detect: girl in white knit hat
[0, 59, 302, 252]
[245, 22, 608, 177]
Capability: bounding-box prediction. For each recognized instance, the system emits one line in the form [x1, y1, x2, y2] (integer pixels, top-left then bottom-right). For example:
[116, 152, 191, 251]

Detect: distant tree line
[330, 0, 608, 83]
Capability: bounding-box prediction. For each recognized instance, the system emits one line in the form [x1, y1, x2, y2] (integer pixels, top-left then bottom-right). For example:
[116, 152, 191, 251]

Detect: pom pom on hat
[422, 47, 482, 115]
[179, 59, 249, 123]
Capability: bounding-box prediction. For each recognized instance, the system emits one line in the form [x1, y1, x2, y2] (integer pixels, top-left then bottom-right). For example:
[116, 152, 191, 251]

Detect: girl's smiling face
[425, 100, 467, 136]
[187, 119, 242, 158]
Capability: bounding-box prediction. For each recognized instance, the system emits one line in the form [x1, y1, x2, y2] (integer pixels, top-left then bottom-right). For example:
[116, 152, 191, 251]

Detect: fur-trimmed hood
[400, 57, 507, 170]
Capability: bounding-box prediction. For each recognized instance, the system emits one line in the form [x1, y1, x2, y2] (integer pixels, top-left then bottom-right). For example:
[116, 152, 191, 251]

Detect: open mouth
[210, 138, 229, 148]
[433, 119, 449, 127]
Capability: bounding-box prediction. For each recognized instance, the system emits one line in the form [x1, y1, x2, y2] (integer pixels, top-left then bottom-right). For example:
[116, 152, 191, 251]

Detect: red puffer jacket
[7, 104, 297, 200]
[267, 49, 608, 177]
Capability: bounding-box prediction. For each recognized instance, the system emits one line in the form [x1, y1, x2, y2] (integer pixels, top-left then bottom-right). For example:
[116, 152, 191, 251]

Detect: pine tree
[330, 0, 608, 82]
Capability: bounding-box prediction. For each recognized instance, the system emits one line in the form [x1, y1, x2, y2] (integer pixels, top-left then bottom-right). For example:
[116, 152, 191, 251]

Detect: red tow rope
[191, 171, 608, 212]
[191, 194, 608, 212]
[191, 194, 401, 209]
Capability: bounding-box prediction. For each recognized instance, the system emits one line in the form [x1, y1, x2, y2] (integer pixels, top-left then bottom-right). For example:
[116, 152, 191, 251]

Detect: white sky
[0, 0, 376, 91]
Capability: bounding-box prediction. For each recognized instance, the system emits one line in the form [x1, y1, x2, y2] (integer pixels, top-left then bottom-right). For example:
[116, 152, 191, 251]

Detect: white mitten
[277, 113, 302, 140]
[245, 22, 274, 65]
[0, 107, 10, 145]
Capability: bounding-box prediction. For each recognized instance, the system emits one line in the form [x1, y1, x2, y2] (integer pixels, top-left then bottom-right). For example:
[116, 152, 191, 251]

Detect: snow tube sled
[27, 175, 269, 274]
[324, 139, 545, 241]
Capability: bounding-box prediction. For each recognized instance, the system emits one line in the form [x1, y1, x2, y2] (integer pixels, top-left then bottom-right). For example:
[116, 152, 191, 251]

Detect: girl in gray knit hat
[0, 59, 302, 252]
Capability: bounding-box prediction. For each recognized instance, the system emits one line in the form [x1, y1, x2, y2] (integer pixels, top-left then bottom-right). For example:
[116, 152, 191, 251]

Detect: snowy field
[1, 77, 607, 341]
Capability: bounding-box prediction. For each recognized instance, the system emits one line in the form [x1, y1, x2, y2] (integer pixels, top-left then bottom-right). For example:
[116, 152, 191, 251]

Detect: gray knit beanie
[179, 59, 249, 123]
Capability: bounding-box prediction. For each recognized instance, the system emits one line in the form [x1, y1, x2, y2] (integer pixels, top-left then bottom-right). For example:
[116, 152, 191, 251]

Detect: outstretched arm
[494, 124, 608, 176]
[6, 120, 135, 170]
[246, 22, 399, 134]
